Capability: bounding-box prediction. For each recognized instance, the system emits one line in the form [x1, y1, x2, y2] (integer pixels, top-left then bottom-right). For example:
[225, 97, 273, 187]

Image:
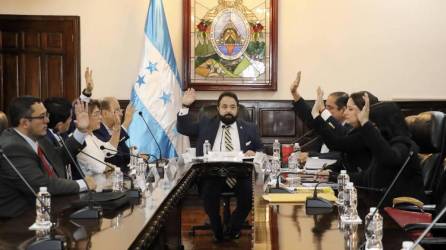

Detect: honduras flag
[128, 0, 188, 158]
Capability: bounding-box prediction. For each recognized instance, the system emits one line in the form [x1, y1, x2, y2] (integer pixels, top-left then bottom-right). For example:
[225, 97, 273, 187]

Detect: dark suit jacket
[177, 113, 263, 156]
[0, 128, 84, 217]
[292, 98, 350, 159]
[93, 123, 130, 171]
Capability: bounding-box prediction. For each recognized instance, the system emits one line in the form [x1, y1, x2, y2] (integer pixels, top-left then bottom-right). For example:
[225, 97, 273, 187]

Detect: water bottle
[293, 143, 301, 160]
[342, 182, 360, 222]
[365, 207, 383, 250]
[400, 241, 414, 250]
[288, 152, 298, 170]
[203, 140, 211, 161]
[112, 168, 124, 191]
[36, 187, 51, 226]
[271, 158, 281, 179]
[337, 170, 350, 205]
[272, 139, 281, 162]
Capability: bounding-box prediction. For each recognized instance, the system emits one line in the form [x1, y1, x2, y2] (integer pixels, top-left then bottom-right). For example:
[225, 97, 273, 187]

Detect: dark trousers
[199, 177, 252, 239]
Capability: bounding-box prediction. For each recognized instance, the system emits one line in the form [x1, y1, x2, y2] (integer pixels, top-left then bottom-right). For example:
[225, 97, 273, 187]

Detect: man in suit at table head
[94, 97, 134, 172]
[0, 96, 96, 218]
[177, 89, 263, 242]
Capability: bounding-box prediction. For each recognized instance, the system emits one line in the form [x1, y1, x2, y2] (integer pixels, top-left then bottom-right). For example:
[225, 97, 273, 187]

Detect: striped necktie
[223, 125, 237, 188]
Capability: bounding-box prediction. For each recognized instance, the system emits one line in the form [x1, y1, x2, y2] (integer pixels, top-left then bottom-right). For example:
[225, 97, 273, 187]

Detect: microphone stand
[0, 148, 64, 250]
[268, 171, 296, 193]
[410, 204, 446, 249]
[138, 112, 166, 168]
[57, 134, 102, 220]
[305, 181, 334, 215]
[359, 150, 414, 249]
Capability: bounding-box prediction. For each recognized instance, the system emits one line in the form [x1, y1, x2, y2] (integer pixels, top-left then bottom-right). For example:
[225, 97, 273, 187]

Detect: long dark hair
[369, 102, 410, 140]
[349, 91, 379, 110]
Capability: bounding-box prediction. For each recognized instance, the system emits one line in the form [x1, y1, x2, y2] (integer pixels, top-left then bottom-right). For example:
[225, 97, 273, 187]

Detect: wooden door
[0, 15, 80, 112]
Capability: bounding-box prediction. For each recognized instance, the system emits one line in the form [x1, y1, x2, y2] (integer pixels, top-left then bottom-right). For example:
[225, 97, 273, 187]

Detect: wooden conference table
[0, 162, 420, 249]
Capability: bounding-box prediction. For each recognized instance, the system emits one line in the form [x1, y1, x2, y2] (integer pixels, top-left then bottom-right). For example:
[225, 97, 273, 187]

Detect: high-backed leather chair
[405, 111, 446, 197]
[198, 104, 251, 122]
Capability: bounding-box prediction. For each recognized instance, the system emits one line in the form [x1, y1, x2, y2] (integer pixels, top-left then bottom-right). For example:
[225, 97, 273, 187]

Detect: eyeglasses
[91, 111, 102, 117]
[26, 112, 49, 120]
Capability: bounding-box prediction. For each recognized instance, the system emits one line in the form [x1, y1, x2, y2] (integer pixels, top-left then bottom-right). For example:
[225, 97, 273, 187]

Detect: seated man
[94, 97, 134, 172]
[0, 96, 96, 218]
[177, 89, 263, 242]
[290, 71, 350, 162]
[44, 97, 86, 180]
[0, 111, 7, 134]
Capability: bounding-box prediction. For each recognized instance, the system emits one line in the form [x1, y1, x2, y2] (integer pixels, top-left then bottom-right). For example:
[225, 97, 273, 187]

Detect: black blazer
[93, 123, 130, 171]
[177, 113, 263, 156]
[0, 128, 84, 217]
[292, 98, 350, 159]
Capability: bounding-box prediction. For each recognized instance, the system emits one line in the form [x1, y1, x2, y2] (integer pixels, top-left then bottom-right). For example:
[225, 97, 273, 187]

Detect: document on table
[304, 158, 337, 170]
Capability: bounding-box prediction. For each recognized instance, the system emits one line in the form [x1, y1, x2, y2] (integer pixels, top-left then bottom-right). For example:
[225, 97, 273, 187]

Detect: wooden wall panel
[2, 54, 19, 109]
[0, 15, 80, 112]
[46, 55, 63, 97]
[23, 54, 41, 96]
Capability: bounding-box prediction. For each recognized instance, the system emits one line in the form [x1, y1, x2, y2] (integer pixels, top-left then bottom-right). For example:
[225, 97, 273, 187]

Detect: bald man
[93, 97, 134, 172]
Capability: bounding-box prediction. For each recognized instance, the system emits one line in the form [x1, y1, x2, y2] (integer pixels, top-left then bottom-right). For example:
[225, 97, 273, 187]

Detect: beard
[219, 113, 237, 125]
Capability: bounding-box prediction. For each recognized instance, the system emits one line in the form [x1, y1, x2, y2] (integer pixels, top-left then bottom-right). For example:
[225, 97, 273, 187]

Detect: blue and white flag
[128, 0, 188, 158]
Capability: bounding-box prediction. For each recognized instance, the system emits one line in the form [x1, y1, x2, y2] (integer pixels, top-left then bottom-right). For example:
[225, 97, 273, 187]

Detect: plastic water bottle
[203, 140, 211, 161]
[342, 182, 360, 223]
[337, 170, 350, 205]
[112, 168, 124, 191]
[293, 143, 301, 158]
[36, 187, 51, 226]
[400, 241, 414, 250]
[272, 139, 281, 162]
[288, 152, 298, 170]
[365, 207, 383, 250]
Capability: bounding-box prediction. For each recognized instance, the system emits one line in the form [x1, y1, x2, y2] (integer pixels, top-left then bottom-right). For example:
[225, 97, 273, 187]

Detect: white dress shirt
[212, 122, 241, 152]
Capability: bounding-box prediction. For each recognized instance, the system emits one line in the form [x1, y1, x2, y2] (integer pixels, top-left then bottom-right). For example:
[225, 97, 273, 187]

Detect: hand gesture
[311, 87, 325, 118]
[290, 71, 302, 101]
[182, 88, 196, 107]
[84, 67, 94, 95]
[357, 93, 370, 126]
[74, 100, 89, 133]
[122, 103, 135, 129]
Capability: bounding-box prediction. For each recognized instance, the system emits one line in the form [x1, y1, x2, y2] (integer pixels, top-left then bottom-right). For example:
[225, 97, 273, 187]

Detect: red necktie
[37, 146, 55, 177]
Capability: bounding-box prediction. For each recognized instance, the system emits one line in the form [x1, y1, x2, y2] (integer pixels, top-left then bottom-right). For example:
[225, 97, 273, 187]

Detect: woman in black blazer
[313, 90, 426, 204]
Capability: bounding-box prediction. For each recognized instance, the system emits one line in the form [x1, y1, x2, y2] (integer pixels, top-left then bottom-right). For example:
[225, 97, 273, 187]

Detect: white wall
[2, 0, 446, 101]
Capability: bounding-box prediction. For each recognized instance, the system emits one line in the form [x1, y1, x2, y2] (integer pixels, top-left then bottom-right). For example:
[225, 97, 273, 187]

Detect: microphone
[98, 146, 144, 199]
[354, 185, 385, 193]
[410, 204, 446, 249]
[100, 145, 157, 163]
[268, 171, 294, 193]
[137, 111, 164, 165]
[294, 129, 315, 144]
[359, 149, 415, 249]
[55, 133, 102, 220]
[305, 181, 334, 215]
[0, 148, 64, 250]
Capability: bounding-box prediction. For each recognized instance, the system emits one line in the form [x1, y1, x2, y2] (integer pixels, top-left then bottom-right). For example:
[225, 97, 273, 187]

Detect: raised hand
[311, 86, 325, 118]
[182, 88, 196, 107]
[357, 93, 370, 126]
[74, 100, 89, 133]
[290, 71, 302, 101]
[122, 103, 135, 129]
[84, 67, 94, 95]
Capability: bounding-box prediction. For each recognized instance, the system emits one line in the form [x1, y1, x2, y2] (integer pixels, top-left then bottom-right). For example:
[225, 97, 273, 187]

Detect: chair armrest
[420, 237, 446, 245]
[404, 223, 446, 232]
[394, 204, 436, 213]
